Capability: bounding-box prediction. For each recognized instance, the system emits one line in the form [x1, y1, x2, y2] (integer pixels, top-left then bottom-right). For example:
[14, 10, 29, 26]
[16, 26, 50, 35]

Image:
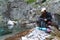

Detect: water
[0, 25, 29, 40]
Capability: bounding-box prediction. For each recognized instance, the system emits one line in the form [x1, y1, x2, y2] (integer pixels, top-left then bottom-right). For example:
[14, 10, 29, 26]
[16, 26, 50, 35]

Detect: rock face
[0, 0, 60, 19]
[41, 0, 60, 14]
[10, 1, 27, 20]
[0, 0, 60, 22]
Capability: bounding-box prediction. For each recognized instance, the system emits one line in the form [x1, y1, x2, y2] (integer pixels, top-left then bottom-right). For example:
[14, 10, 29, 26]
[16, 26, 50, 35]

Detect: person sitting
[38, 7, 52, 27]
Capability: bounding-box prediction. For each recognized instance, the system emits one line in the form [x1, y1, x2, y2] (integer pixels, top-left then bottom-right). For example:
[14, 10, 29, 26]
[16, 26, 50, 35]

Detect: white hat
[41, 7, 46, 12]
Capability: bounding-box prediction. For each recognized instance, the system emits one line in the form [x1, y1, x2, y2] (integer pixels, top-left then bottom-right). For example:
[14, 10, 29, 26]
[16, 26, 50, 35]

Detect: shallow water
[0, 26, 29, 40]
[0, 33, 15, 40]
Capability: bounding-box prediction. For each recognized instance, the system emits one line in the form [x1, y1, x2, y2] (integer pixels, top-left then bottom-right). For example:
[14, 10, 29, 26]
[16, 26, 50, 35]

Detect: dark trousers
[39, 20, 52, 27]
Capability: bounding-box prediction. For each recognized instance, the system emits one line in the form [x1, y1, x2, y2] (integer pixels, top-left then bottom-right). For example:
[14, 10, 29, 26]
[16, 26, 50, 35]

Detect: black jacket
[40, 12, 52, 21]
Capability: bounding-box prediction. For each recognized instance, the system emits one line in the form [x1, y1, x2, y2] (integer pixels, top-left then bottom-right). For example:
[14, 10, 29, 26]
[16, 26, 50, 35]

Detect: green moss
[25, 0, 36, 4]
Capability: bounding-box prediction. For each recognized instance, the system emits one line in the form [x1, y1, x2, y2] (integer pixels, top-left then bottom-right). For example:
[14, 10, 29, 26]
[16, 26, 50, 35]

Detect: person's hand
[44, 19, 47, 21]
